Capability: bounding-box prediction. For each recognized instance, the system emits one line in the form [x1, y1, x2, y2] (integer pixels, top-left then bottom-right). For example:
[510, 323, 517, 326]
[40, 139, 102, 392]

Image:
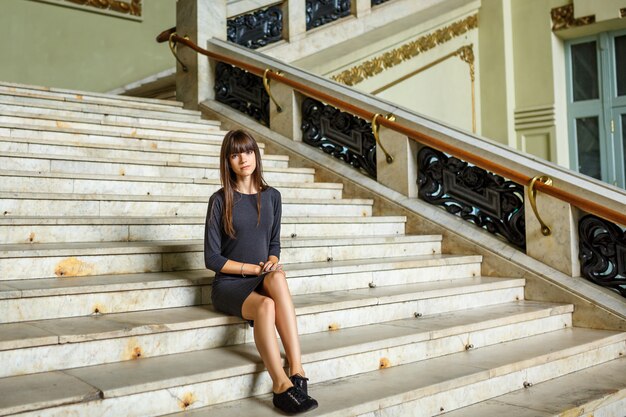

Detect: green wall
[0, 0, 176, 92]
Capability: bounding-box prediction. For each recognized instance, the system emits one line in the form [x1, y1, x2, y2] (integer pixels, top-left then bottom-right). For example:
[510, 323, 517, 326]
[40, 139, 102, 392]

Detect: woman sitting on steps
[204, 129, 318, 414]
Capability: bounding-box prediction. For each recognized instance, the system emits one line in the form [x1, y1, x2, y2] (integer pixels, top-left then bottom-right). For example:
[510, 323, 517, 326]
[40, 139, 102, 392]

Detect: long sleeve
[268, 189, 282, 259]
[204, 193, 229, 273]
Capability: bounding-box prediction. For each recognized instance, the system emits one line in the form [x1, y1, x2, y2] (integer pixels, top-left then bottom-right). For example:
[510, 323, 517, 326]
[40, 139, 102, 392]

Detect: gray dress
[204, 187, 282, 320]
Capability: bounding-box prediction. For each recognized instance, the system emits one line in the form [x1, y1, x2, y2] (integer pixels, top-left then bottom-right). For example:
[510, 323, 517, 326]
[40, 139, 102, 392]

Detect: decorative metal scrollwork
[371, 0, 392, 5]
[417, 147, 526, 249]
[306, 0, 351, 30]
[301, 97, 377, 178]
[579, 214, 626, 297]
[214, 62, 269, 126]
[227, 5, 283, 49]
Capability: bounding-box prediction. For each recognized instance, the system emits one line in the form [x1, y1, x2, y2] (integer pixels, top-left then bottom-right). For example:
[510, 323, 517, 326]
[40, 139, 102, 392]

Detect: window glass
[615, 35, 626, 96]
[571, 41, 599, 101]
[622, 114, 626, 181]
[576, 117, 601, 179]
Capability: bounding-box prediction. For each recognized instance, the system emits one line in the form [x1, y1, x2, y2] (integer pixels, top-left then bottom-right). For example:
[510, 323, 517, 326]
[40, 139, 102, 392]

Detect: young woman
[204, 129, 318, 414]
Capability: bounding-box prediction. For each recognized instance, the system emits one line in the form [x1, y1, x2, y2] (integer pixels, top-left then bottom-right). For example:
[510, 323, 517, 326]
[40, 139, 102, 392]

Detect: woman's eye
[246, 150, 253, 155]
[230, 154, 238, 159]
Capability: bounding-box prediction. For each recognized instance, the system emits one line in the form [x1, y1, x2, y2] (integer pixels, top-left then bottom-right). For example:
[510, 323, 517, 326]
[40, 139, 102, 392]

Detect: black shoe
[290, 374, 309, 396]
[273, 386, 318, 414]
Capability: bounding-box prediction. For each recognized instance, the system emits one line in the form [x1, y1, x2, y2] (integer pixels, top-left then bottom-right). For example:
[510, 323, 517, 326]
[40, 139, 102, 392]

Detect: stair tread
[0, 254, 478, 297]
[0, 215, 402, 226]
[3, 296, 551, 350]
[160, 332, 626, 417]
[1, 325, 619, 416]
[0, 234, 438, 256]
[440, 357, 626, 417]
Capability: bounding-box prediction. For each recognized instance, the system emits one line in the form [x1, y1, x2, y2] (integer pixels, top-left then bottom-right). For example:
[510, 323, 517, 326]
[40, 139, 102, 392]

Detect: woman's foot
[289, 373, 309, 396]
[273, 386, 318, 414]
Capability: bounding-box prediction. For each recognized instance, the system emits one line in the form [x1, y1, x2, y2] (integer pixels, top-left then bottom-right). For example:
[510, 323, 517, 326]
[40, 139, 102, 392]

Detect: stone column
[352, 0, 372, 17]
[269, 82, 303, 141]
[285, 0, 307, 42]
[176, 0, 227, 109]
[524, 188, 581, 276]
[376, 128, 419, 198]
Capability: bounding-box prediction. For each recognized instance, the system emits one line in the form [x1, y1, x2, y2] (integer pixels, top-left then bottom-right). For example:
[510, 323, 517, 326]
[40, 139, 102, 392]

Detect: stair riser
[1, 129, 227, 153]
[355, 343, 625, 417]
[0, 142, 280, 167]
[0, 104, 219, 133]
[0, 221, 402, 244]
[0, 313, 570, 383]
[0, 178, 337, 201]
[0, 158, 310, 183]
[0, 86, 190, 113]
[0, 95, 210, 124]
[0, 116, 215, 142]
[17, 313, 600, 417]
[0, 241, 432, 280]
[0, 199, 365, 217]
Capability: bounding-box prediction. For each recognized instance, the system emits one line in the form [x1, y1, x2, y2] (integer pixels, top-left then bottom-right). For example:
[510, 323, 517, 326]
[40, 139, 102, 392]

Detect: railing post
[377, 130, 419, 198]
[285, 0, 307, 42]
[524, 189, 581, 276]
[269, 82, 303, 141]
[176, 0, 226, 109]
[352, 0, 372, 17]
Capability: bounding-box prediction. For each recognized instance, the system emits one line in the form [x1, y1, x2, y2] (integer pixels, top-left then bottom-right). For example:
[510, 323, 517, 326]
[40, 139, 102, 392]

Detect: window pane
[576, 117, 601, 179]
[616, 35, 626, 97]
[622, 115, 626, 183]
[571, 41, 599, 101]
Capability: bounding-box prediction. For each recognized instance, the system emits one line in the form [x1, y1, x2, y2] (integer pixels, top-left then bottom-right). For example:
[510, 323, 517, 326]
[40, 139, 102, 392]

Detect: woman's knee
[257, 296, 276, 317]
[264, 270, 287, 290]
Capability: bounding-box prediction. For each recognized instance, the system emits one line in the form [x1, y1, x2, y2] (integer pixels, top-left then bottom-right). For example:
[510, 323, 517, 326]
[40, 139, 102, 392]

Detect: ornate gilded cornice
[550, 4, 594, 31]
[39, 0, 142, 17]
[331, 14, 478, 86]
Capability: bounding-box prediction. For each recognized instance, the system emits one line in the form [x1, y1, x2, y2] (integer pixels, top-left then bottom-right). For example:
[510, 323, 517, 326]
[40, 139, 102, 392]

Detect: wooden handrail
[159, 32, 626, 228]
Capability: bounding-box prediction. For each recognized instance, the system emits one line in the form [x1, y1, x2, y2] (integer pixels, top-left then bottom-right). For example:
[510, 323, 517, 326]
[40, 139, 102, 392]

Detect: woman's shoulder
[209, 188, 225, 205]
[263, 186, 281, 199]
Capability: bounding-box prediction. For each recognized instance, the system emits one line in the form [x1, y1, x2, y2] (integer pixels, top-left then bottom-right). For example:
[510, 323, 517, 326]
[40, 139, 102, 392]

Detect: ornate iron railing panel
[214, 62, 270, 126]
[227, 5, 283, 49]
[306, 0, 351, 31]
[579, 214, 626, 297]
[418, 147, 526, 249]
[371, 0, 392, 6]
[301, 97, 377, 178]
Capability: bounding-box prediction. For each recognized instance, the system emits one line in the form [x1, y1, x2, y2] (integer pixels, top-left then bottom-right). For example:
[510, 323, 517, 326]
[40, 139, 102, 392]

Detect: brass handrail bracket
[372, 113, 396, 164]
[263, 69, 283, 113]
[169, 32, 190, 72]
[528, 175, 553, 236]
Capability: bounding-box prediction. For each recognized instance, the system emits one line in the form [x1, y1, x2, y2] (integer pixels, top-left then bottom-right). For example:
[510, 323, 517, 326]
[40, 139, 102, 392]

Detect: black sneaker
[290, 374, 309, 396]
[273, 386, 318, 414]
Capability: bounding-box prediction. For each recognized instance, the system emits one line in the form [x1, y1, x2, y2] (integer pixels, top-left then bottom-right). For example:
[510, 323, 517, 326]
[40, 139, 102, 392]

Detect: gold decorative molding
[331, 14, 478, 86]
[550, 4, 595, 31]
[33, 0, 142, 18]
[622, 7, 626, 18]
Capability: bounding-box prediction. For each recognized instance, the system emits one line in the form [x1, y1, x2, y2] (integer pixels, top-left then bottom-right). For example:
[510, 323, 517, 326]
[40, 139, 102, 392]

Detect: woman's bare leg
[241, 291, 292, 393]
[262, 271, 304, 376]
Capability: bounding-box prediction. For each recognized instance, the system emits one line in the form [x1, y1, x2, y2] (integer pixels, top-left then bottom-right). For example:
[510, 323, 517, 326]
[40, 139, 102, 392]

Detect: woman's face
[229, 149, 256, 179]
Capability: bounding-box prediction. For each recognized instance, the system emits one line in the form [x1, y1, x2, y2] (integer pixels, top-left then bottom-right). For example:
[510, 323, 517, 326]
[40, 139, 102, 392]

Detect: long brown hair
[219, 129, 268, 238]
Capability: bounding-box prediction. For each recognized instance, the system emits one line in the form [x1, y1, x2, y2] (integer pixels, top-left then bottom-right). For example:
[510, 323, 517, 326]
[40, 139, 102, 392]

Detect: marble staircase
[0, 83, 624, 416]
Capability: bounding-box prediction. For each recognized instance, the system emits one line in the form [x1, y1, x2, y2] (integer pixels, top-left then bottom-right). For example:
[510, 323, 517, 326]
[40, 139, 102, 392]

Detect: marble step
[0, 301, 572, 377]
[0, 193, 367, 218]
[0, 153, 310, 183]
[0, 214, 405, 244]
[5, 326, 623, 417]
[0, 82, 194, 114]
[0, 235, 437, 280]
[0, 171, 335, 201]
[0, 103, 221, 134]
[0, 115, 221, 142]
[0, 92, 218, 125]
[159, 329, 626, 417]
[440, 357, 626, 417]
[0, 136, 279, 166]
[0, 301, 572, 390]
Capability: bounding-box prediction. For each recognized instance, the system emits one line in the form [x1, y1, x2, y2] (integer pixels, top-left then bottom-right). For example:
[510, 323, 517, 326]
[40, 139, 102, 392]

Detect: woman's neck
[235, 177, 258, 194]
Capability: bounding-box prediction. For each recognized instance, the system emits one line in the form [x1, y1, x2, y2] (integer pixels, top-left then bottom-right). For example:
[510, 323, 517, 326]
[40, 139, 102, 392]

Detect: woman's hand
[259, 259, 283, 273]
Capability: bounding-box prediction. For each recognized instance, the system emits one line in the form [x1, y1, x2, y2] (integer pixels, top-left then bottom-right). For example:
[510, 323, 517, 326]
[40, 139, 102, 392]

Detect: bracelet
[241, 263, 246, 277]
